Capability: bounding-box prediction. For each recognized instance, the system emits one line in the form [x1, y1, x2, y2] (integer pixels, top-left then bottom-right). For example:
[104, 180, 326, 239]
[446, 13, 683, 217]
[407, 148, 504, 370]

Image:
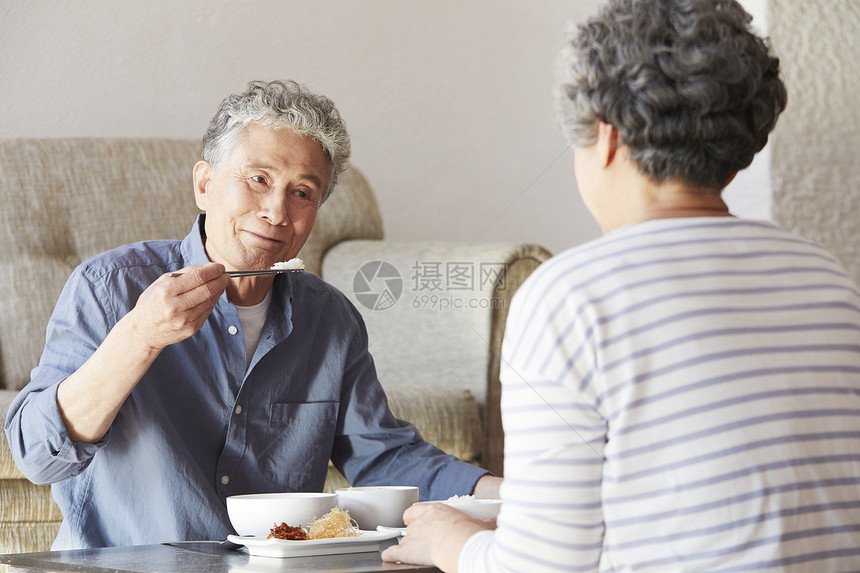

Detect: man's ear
[192, 160, 212, 211]
[596, 121, 620, 168]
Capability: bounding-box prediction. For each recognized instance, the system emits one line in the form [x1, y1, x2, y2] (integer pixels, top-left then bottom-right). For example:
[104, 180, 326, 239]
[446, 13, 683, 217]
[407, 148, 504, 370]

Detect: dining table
[0, 539, 441, 573]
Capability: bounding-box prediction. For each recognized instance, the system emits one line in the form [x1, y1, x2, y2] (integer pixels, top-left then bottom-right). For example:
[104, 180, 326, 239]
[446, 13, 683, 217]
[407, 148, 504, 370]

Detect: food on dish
[226, 530, 400, 557]
[270, 258, 305, 270]
[268, 522, 309, 540]
[266, 507, 360, 541]
[307, 507, 360, 540]
[445, 494, 478, 504]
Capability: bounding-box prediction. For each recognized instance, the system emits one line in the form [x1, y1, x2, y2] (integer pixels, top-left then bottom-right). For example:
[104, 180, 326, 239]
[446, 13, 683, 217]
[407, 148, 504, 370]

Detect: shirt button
[221, 475, 230, 485]
[234, 405, 243, 415]
[228, 325, 238, 335]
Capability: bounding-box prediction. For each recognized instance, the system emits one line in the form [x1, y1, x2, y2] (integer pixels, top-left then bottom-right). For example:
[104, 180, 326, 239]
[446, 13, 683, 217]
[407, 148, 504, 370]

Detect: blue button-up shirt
[5, 215, 487, 549]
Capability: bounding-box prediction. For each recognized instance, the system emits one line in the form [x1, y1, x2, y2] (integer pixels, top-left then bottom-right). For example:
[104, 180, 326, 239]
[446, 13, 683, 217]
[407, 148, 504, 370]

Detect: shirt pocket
[261, 401, 339, 489]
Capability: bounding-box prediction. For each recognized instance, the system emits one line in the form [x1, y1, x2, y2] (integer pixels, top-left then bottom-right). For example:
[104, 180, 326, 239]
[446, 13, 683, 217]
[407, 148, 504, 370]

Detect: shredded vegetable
[307, 507, 361, 539]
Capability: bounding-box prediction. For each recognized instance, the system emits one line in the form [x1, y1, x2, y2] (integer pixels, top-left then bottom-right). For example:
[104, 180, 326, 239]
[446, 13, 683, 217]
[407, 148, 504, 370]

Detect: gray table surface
[0, 540, 440, 573]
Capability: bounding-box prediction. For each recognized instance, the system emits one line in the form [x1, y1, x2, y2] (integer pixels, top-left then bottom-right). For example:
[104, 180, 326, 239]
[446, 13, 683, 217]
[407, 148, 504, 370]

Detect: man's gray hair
[555, 0, 787, 190]
[202, 80, 351, 202]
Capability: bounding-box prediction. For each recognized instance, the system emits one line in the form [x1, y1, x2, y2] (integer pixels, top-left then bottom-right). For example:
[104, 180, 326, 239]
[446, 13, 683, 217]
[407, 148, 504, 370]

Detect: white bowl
[336, 486, 419, 529]
[416, 498, 503, 521]
[226, 492, 337, 538]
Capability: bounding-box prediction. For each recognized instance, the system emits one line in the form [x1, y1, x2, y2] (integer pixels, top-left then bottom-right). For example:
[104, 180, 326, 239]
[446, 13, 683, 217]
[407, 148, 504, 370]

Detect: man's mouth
[242, 229, 284, 246]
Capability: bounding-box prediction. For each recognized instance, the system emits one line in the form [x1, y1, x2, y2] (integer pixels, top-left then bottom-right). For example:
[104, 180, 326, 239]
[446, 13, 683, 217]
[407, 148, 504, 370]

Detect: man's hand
[56, 263, 229, 443]
[381, 502, 493, 572]
[128, 264, 229, 352]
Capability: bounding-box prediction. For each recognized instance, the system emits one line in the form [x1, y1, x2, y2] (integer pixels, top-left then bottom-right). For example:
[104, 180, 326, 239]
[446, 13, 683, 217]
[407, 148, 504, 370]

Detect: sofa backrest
[0, 138, 382, 391]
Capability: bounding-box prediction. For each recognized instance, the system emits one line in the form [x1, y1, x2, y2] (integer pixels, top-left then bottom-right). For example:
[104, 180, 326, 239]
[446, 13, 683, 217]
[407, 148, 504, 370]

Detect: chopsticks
[169, 269, 303, 278]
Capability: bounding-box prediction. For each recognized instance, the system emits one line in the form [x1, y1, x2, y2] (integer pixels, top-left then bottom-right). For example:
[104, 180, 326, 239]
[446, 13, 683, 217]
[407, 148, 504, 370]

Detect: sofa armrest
[1, 389, 24, 480]
[1, 389, 64, 553]
[321, 240, 551, 475]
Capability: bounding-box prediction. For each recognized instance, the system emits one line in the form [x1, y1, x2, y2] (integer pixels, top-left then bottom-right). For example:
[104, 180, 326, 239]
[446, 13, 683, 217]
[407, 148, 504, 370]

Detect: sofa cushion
[321, 241, 552, 404]
[0, 522, 61, 555]
[0, 479, 61, 523]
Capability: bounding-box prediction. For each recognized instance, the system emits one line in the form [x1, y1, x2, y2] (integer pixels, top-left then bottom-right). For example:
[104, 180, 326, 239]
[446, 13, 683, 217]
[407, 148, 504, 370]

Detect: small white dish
[225, 530, 401, 558]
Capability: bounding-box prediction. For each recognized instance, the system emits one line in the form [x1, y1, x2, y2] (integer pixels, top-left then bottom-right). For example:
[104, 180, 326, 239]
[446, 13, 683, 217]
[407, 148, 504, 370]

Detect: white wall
[0, 0, 768, 257]
[722, 0, 772, 222]
[769, 0, 860, 284]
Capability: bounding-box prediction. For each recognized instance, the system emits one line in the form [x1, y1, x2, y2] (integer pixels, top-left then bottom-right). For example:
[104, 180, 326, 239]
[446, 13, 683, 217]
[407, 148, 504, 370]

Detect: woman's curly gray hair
[202, 80, 351, 202]
[555, 0, 787, 190]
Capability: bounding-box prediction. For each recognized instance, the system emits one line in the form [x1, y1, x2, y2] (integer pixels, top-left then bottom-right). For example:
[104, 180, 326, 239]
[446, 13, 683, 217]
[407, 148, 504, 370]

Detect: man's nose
[258, 191, 290, 225]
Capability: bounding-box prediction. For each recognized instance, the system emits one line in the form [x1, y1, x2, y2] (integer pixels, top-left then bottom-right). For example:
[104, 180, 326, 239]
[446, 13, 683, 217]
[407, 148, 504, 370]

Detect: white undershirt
[235, 289, 272, 370]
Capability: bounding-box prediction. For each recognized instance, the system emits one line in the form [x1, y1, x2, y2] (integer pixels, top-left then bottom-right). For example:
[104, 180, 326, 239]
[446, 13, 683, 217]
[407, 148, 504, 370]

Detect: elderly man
[5, 80, 499, 550]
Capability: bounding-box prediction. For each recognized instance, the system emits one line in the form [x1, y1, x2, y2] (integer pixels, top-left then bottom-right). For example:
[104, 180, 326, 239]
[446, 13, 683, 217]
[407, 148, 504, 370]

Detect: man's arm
[331, 302, 492, 500]
[471, 475, 502, 499]
[55, 264, 228, 443]
[5, 261, 229, 485]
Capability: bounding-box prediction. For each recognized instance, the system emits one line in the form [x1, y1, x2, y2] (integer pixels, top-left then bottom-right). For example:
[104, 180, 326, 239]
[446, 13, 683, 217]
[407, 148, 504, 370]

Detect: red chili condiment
[268, 522, 309, 541]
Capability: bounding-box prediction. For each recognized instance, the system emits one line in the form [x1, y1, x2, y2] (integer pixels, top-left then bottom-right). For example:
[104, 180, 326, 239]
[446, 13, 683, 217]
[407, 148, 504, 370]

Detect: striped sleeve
[458, 248, 609, 572]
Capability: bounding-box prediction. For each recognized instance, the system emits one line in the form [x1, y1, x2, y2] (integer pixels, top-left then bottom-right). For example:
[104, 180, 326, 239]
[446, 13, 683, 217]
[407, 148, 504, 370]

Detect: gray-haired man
[5, 80, 499, 550]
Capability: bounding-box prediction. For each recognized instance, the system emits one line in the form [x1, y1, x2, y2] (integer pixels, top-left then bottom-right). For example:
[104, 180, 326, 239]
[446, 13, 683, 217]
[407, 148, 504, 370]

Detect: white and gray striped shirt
[460, 217, 860, 572]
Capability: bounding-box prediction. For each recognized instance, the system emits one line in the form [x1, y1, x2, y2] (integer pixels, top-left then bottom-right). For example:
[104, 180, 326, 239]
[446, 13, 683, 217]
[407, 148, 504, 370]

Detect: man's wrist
[471, 474, 502, 498]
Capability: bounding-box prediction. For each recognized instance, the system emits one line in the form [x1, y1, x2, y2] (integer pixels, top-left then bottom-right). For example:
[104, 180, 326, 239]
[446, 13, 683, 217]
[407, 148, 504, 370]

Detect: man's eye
[243, 175, 268, 188]
[292, 189, 321, 207]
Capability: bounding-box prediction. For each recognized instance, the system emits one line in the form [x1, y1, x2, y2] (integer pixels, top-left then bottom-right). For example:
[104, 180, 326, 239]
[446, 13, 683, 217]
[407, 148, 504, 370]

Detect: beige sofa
[0, 138, 551, 553]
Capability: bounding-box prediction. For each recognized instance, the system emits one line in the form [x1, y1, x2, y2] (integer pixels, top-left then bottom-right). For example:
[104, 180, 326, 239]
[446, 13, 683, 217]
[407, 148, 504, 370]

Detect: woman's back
[499, 216, 860, 571]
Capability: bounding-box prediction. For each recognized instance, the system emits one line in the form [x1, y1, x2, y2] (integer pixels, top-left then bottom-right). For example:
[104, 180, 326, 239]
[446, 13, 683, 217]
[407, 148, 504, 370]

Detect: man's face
[193, 124, 330, 271]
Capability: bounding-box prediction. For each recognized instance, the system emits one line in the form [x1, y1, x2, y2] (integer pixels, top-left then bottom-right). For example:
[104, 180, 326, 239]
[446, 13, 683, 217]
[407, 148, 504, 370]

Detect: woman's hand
[381, 503, 495, 572]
